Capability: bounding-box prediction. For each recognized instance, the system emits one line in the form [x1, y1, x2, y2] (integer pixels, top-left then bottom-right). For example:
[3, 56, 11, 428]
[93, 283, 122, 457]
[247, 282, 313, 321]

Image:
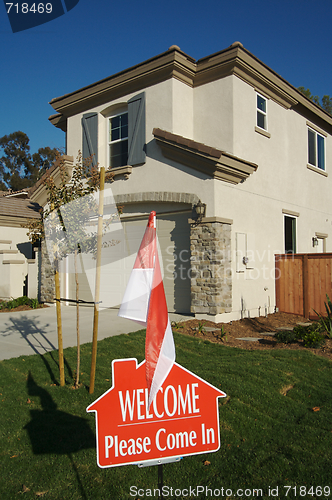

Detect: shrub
[314, 294, 332, 339]
[294, 323, 325, 348]
[0, 297, 41, 310]
[301, 330, 325, 348]
[30, 298, 40, 309]
[275, 329, 297, 344]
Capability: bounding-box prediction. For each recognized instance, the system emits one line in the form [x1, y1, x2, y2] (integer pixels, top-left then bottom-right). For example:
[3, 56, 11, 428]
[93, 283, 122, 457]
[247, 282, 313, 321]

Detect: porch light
[312, 236, 319, 247]
[194, 200, 206, 221]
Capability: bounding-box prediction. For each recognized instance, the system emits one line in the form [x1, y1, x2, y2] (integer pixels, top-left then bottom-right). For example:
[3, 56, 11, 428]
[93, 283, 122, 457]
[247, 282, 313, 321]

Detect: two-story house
[42, 42, 332, 322]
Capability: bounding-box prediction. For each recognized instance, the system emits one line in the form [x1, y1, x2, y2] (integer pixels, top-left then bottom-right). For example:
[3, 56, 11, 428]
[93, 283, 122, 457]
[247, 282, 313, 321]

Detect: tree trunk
[54, 266, 65, 386]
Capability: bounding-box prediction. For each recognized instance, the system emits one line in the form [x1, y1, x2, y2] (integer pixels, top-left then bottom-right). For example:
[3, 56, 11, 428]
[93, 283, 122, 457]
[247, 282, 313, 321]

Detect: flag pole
[89, 166, 105, 394]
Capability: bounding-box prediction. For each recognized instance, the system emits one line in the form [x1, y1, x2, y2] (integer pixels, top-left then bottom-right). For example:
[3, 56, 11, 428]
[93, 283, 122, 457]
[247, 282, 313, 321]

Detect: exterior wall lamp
[312, 236, 319, 247]
[194, 200, 206, 221]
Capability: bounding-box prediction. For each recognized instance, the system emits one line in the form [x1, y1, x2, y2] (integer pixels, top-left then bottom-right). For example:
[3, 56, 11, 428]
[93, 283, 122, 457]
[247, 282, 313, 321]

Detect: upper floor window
[308, 127, 325, 171]
[109, 112, 128, 168]
[256, 93, 267, 130]
[82, 92, 146, 170]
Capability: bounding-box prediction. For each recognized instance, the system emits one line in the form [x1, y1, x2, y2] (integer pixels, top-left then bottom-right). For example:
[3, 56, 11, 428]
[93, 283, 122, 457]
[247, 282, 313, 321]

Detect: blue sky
[1, 0, 331, 155]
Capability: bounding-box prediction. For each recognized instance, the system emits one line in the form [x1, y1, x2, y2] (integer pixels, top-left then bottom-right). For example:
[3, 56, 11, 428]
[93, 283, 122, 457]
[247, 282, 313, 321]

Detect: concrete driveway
[0, 305, 190, 361]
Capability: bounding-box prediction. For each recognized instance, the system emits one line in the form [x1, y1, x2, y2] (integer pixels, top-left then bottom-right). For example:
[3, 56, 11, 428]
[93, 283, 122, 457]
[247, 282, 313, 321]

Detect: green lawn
[0, 330, 331, 499]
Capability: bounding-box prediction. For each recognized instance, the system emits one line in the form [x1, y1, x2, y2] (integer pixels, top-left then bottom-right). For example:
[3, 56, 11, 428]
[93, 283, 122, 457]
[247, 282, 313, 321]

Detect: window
[82, 91, 146, 169]
[109, 113, 128, 168]
[308, 127, 325, 170]
[256, 93, 267, 130]
[284, 215, 296, 253]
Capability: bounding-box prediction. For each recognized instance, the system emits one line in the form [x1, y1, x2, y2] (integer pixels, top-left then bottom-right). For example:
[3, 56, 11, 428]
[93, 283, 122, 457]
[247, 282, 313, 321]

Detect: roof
[0, 196, 41, 227]
[0, 189, 30, 199]
[153, 128, 223, 158]
[153, 128, 258, 184]
[49, 42, 332, 133]
[28, 155, 74, 205]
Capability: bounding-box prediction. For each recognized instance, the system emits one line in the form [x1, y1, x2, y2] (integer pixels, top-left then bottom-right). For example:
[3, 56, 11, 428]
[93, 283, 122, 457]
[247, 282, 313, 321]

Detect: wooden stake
[55, 267, 65, 386]
[74, 248, 80, 388]
[51, 203, 65, 387]
[89, 167, 105, 394]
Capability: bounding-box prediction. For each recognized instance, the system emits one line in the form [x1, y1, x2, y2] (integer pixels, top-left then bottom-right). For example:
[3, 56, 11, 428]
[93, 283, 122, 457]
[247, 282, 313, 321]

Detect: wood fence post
[275, 254, 281, 311]
[303, 254, 309, 319]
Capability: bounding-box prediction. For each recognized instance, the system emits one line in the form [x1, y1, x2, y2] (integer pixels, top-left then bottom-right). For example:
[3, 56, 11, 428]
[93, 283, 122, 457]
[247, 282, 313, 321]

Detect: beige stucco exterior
[0, 226, 39, 300]
[48, 43, 332, 321]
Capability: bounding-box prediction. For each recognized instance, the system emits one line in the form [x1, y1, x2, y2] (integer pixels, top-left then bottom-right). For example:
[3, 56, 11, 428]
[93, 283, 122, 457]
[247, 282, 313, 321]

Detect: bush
[0, 297, 41, 310]
[314, 294, 332, 339]
[275, 329, 297, 344]
[275, 323, 325, 349]
[300, 329, 325, 348]
[294, 323, 325, 348]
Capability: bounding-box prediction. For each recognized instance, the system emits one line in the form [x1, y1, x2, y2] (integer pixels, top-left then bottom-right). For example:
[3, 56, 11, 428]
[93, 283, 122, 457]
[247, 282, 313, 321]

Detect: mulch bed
[173, 312, 332, 361]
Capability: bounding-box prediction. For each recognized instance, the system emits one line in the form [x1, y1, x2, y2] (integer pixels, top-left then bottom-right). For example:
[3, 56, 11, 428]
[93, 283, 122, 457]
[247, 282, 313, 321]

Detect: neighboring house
[0, 190, 41, 300]
[45, 42, 332, 322]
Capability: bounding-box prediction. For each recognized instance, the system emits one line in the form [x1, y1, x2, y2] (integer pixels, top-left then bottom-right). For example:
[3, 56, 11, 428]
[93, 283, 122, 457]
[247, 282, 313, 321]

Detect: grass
[0, 330, 332, 499]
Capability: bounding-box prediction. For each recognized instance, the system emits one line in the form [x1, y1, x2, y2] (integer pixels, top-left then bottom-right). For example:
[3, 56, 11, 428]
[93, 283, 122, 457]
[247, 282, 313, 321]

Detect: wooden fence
[275, 253, 332, 319]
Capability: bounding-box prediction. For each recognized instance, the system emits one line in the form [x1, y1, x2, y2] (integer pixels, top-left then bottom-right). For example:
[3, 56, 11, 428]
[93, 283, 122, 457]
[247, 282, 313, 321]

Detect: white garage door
[66, 211, 191, 313]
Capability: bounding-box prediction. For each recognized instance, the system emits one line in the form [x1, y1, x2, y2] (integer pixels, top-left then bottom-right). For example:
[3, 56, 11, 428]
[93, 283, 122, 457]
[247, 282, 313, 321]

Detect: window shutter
[82, 113, 98, 166]
[128, 92, 146, 166]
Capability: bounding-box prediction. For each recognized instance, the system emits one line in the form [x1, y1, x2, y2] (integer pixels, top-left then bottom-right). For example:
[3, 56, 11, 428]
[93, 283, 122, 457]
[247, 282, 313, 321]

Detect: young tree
[27, 153, 118, 388]
[0, 131, 58, 191]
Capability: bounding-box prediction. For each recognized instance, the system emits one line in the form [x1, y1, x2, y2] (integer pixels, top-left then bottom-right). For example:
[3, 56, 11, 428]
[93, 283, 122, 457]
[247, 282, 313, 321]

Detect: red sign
[87, 358, 226, 468]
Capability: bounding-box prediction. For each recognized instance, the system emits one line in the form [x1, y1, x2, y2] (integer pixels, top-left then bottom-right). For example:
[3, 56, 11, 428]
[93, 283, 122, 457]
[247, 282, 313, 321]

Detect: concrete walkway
[0, 305, 190, 361]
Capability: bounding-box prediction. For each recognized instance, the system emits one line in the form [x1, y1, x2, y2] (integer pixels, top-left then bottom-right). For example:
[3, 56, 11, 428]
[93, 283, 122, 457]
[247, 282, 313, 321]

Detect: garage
[65, 210, 191, 314]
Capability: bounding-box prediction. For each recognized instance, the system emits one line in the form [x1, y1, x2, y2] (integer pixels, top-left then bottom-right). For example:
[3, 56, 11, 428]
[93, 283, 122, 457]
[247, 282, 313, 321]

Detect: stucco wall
[63, 72, 332, 322]
[193, 76, 234, 153]
[207, 75, 332, 321]
[0, 226, 38, 300]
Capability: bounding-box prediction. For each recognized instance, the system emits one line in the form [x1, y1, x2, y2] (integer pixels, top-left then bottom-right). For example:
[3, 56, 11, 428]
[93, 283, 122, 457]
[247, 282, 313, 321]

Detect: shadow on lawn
[24, 372, 95, 500]
[24, 372, 95, 455]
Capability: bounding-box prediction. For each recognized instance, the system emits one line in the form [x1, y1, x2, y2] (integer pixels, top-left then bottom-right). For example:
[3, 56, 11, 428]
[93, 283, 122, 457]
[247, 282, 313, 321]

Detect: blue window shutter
[82, 113, 98, 166]
[128, 92, 146, 166]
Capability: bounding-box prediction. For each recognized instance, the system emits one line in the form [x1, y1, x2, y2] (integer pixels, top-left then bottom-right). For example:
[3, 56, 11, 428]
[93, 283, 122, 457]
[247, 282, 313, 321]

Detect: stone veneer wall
[190, 220, 232, 315]
[40, 240, 55, 303]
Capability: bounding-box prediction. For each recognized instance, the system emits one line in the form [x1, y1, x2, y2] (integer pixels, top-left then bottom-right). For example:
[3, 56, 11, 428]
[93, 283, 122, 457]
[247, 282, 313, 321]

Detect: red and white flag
[118, 211, 175, 406]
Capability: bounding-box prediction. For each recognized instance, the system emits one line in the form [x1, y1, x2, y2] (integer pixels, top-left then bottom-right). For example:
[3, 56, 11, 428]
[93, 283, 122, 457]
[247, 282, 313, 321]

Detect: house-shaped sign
[87, 358, 226, 468]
